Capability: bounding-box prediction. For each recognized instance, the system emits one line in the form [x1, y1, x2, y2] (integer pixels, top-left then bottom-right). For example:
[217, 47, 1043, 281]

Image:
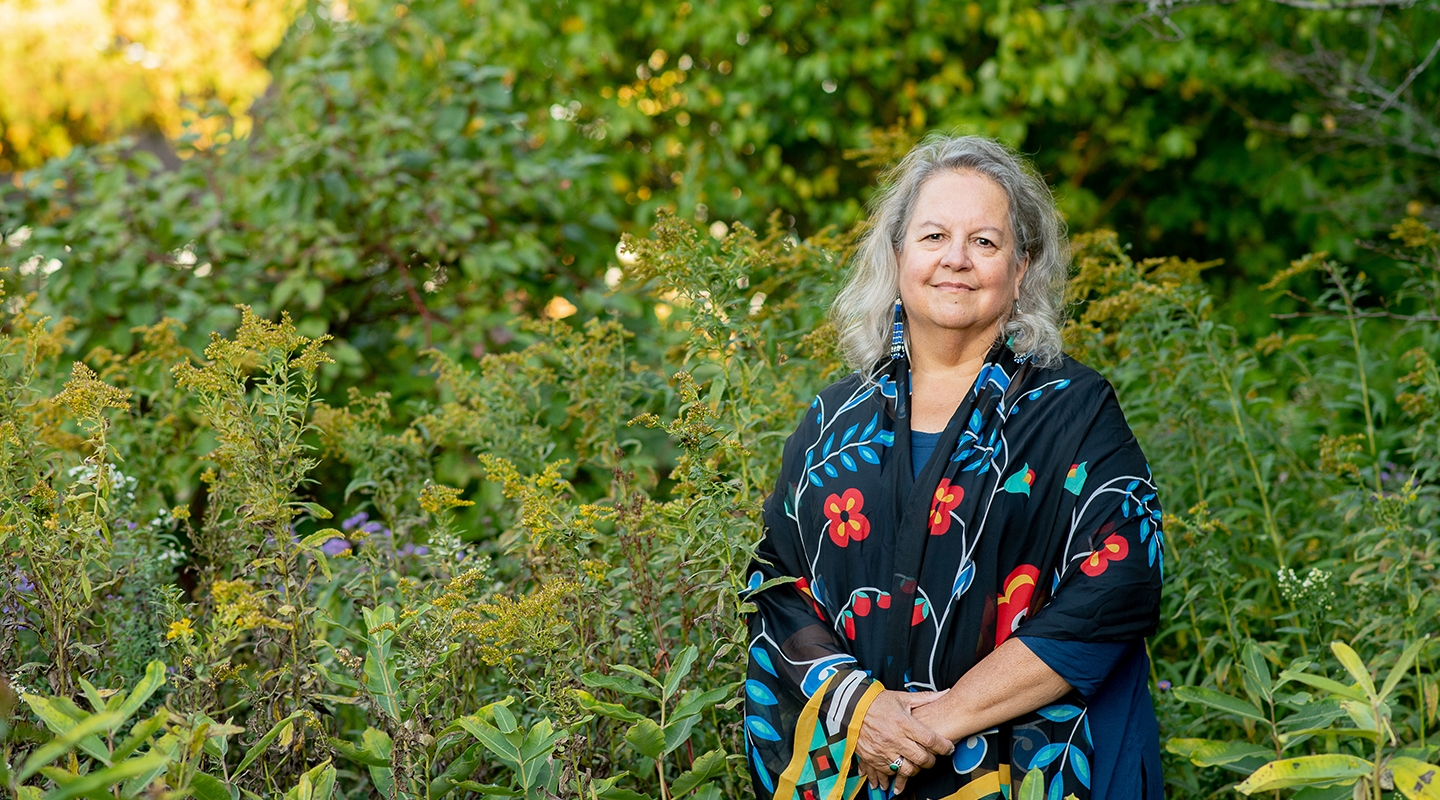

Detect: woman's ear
[1013, 254, 1030, 299]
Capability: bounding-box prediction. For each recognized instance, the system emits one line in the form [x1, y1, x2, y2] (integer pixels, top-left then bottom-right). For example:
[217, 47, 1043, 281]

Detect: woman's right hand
[855, 690, 954, 794]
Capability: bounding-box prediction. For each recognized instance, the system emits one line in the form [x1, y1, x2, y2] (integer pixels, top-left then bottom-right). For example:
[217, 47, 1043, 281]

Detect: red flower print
[911, 597, 931, 626]
[842, 610, 856, 639]
[928, 479, 964, 536]
[995, 564, 1040, 646]
[1080, 533, 1130, 577]
[823, 488, 871, 547]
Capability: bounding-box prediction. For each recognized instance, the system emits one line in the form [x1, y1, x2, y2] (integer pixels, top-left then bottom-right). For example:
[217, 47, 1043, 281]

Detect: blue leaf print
[878, 375, 897, 399]
[969, 409, 983, 432]
[1123, 499, 1131, 517]
[862, 414, 878, 439]
[823, 433, 835, 458]
[842, 423, 858, 446]
[1037, 704, 1083, 722]
[823, 463, 839, 478]
[745, 715, 782, 741]
[1011, 728, 1048, 770]
[808, 472, 824, 488]
[1047, 774, 1064, 800]
[875, 430, 894, 447]
[746, 571, 763, 593]
[1029, 743, 1066, 770]
[1126, 479, 1140, 492]
[952, 561, 975, 598]
[1028, 390, 1043, 401]
[745, 680, 779, 706]
[811, 397, 819, 408]
[750, 647, 777, 676]
[750, 747, 775, 793]
[840, 453, 858, 472]
[1056, 379, 1070, 390]
[1140, 519, 1151, 540]
[1148, 537, 1159, 567]
[1084, 717, 1092, 747]
[1010, 404, 1021, 414]
[858, 446, 880, 464]
[1070, 746, 1092, 788]
[811, 575, 827, 607]
[816, 411, 823, 426]
[804, 451, 814, 470]
[952, 448, 973, 463]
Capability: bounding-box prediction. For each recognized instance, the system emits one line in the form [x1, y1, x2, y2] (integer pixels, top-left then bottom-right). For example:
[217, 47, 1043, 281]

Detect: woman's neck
[906, 321, 1001, 433]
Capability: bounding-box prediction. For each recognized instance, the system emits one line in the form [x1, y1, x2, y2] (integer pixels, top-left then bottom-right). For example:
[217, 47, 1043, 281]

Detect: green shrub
[3, 213, 1439, 798]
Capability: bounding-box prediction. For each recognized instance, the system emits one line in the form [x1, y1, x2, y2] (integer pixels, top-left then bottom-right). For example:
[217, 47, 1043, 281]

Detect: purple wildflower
[13, 573, 33, 593]
[341, 511, 369, 531]
[1157, 680, 1171, 691]
[397, 543, 430, 557]
[321, 537, 352, 556]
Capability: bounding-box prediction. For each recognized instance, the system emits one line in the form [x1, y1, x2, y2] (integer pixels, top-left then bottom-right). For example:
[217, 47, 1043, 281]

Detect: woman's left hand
[855, 689, 951, 795]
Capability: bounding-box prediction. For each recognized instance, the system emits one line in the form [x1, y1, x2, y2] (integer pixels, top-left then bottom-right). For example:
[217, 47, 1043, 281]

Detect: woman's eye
[975, 238, 995, 248]
[925, 233, 943, 241]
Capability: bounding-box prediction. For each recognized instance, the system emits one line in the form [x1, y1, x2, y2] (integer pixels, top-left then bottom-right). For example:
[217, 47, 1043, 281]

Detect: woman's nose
[938, 239, 971, 270]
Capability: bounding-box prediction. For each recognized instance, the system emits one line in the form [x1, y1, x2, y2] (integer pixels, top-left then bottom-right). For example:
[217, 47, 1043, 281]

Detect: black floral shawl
[742, 343, 1164, 800]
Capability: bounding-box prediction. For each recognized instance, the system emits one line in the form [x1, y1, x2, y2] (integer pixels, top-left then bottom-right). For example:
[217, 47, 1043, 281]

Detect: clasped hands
[854, 689, 953, 795]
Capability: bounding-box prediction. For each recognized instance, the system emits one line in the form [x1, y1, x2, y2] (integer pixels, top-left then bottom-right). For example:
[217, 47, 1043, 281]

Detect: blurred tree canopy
[2, 0, 1437, 392]
[0, 0, 297, 170]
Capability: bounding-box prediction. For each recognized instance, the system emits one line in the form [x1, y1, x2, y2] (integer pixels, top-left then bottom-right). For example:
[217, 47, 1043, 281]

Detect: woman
[742, 135, 1164, 800]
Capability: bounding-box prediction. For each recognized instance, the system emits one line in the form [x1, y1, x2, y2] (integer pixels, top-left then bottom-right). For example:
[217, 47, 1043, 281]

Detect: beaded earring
[890, 297, 907, 361]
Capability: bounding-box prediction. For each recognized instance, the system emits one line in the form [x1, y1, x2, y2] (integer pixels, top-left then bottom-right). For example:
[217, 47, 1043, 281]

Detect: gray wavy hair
[831, 134, 1070, 371]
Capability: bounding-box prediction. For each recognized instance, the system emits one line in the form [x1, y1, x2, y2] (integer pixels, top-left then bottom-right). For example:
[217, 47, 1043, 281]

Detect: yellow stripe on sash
[771, 674, 886, 800]
[938, 771, 1003, 800]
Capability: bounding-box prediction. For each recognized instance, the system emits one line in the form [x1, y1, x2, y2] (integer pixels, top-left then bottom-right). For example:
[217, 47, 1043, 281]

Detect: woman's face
[896, 169, 1027, 348]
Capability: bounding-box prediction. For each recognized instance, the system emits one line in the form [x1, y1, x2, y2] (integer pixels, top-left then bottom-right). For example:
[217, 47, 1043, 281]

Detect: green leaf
[1173, 686, 1268, 723]
[663, 646, 699, 701]
[573, 690, 647, 723]
[360, 606, 401, 721]
[1235, 754, 1372, 793]
[19, 711, 124, 780]
[115, 661, 168, 723]
[670, 749, 725, 796]
[1017, 767, 1045, 800]
[21, 696, 113, 765]
[292, 502, 333, 519]
[234, 711, 306, 778]
[329, 737, 390, 767]
[1278, 727, 1381, 744]
[1380, 637, 1429, 703]
[458, 717, 521, 765]
[1240, 640, 1273, 702]
[670, 686, 734, 722]
[41, 752, 169, 800]
[429, 742, 485, 798]
[624, 719, 666, 760]
[1280, 698, 1345, 732]
[662, 715, 700, 756]
[1387, 756, 1440, 800]
[189, 772, 232, 800]
[361, 727, 394, 798]
[1329, 643, 1376, 699]
[1277, 670, 1367, 702]
[581, 672, 658, 702]
[492, 704, 519, 735]
[611, 664, 662, 688]
[1164, 738, 1273, 768]
[1340, 700, 1378, 732]
[76, 677, 108, 714]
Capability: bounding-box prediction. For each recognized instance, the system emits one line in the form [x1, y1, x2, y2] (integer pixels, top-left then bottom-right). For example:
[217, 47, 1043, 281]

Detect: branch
[1376, 35, 1440, 116]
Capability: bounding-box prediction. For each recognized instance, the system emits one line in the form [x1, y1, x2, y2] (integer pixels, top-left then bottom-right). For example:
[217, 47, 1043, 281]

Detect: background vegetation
[1, 0, 1439, 797]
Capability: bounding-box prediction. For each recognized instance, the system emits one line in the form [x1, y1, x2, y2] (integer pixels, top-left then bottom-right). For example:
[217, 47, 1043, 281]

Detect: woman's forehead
[910, 170, 1010, 229]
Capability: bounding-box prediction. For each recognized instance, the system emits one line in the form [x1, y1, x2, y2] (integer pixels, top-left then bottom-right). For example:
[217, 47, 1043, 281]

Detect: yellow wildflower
[418, 483, 474, 514]
[166, 618, 196, 641]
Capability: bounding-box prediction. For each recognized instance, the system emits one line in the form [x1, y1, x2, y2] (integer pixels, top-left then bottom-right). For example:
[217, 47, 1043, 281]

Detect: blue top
[911, 429, 943, 479]
[1017, 637, 1162, 799]
[912, 430, 1161, 798]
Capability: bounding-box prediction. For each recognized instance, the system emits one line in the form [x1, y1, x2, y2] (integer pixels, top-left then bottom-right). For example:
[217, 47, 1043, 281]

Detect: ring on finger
[888, 756, 905, 773]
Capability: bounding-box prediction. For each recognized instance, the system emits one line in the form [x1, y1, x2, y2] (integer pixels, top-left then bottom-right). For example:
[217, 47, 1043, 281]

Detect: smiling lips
[929, 281, 977, 291]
